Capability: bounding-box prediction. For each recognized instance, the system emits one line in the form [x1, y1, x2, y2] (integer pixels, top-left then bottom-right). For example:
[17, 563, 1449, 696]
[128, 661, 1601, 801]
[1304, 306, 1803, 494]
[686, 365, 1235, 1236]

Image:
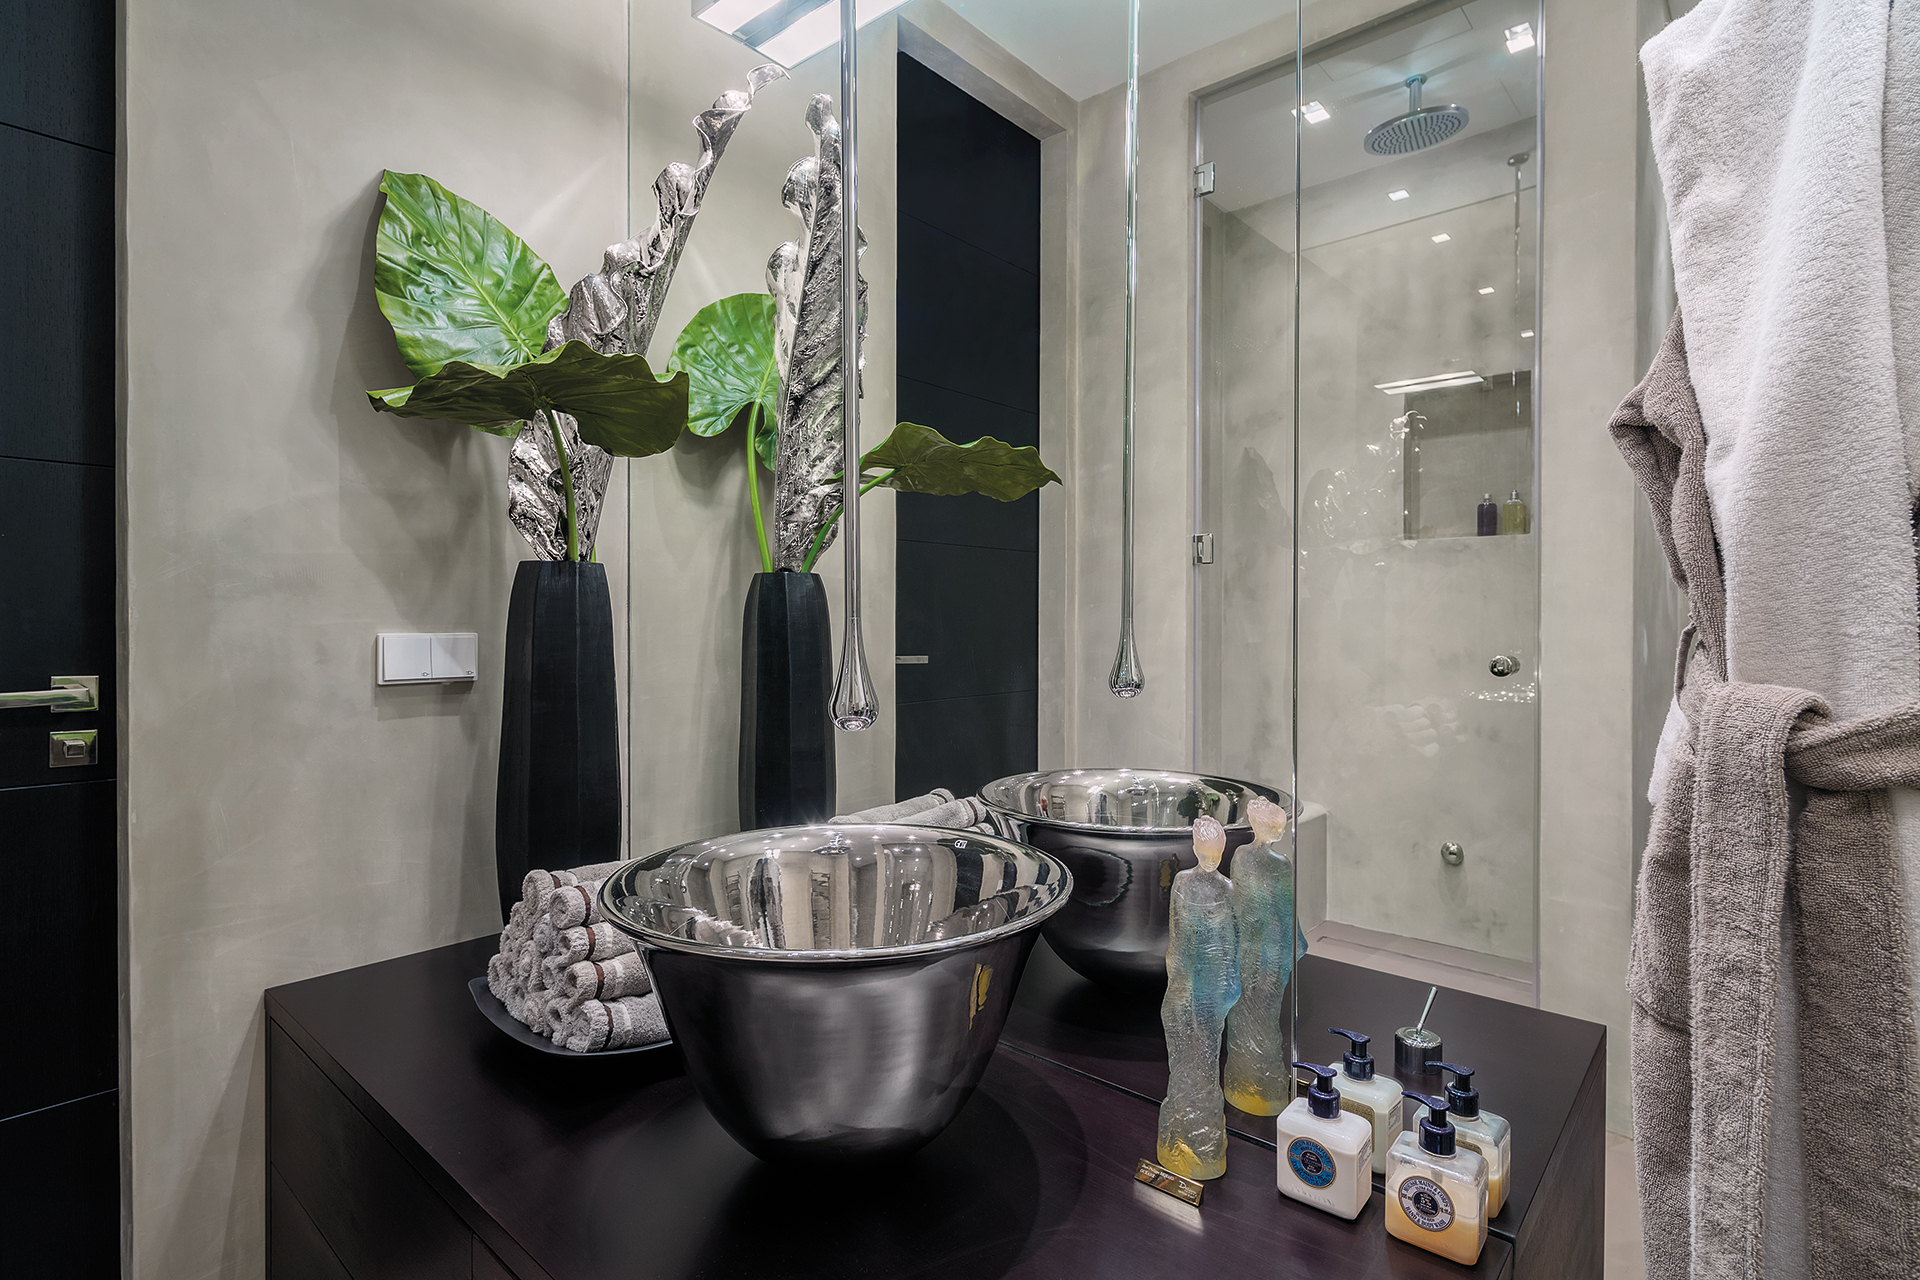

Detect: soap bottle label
[1397, 1177, 1455, 1231]
[1286, 1137, 1337, 1188]
[1340, 1097, 1375, 1127]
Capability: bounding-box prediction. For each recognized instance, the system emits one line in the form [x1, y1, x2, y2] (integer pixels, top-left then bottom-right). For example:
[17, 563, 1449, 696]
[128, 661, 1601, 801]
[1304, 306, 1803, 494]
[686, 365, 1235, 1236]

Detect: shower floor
[1305, 920, 1536, 1007]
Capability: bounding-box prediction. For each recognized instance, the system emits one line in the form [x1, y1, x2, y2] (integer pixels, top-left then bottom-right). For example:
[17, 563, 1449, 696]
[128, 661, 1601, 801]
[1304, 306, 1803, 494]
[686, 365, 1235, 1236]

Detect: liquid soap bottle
[1328, 1028, 1403, 1173]
[1476, 494, 1499, 536]
[1224, 796, 1296, 1115]
[1499, 489, 1529, 534]
[1275, 1062, 1374, 1220]
[1385, 1091, 1489, 1265]
[1157, 816, 1241, 1180]
[1416, 1063, 1512, 1217]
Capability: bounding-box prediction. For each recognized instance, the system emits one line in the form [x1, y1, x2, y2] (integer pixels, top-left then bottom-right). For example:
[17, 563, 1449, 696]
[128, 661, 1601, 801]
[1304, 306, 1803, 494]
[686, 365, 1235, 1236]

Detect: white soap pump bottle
[1274, 1061, 1374, 1220]
[1329, 1027, 1403, 1173]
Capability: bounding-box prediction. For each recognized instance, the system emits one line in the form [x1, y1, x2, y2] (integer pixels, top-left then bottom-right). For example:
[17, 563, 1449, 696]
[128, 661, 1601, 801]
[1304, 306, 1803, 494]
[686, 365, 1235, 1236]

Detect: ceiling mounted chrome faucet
[1363, 75, 1469, 156]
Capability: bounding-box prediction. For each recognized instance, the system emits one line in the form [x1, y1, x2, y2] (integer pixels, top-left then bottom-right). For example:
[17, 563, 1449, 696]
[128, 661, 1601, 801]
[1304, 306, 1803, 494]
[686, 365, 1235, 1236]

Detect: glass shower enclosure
[1194, 0, 1543, 1002]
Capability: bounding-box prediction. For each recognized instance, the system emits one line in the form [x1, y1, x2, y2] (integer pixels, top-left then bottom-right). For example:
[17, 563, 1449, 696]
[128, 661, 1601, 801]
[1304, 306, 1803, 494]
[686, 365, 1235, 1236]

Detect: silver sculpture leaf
[507, 63, 786, 559]
[770, 93, 867, 572]
[508, 410, 613, 561]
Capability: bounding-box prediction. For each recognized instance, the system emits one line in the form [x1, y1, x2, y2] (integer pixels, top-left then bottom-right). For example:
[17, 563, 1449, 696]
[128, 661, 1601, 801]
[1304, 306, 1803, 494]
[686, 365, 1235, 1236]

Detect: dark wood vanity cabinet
[267, 938, 1602, 1280]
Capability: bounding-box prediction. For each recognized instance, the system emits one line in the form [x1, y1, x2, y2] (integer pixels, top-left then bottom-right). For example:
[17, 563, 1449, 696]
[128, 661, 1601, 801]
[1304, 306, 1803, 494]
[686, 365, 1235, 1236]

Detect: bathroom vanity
[264, 938, 1600, 1279]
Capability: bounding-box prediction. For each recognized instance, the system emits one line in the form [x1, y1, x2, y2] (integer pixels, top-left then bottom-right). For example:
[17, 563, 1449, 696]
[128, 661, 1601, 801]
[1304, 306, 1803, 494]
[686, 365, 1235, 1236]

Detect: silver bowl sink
[599, 825, 1071, 1163]
[979, 768, 1286, 988]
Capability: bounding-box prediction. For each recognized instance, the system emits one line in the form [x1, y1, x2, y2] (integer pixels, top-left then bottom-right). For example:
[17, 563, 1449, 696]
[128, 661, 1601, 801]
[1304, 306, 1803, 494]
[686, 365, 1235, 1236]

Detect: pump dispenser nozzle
[1432, 1062, 1481, 1118]
[1329, 1028, 1375, 1081]
[1404, 1090, 1456, 1155]
[1291, 1061, 1343, 1119]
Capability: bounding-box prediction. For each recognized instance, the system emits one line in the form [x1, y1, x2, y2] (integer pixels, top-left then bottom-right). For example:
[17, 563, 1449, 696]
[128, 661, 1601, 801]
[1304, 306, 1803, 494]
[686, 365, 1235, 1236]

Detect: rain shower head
[1363, 75, 1469, 156]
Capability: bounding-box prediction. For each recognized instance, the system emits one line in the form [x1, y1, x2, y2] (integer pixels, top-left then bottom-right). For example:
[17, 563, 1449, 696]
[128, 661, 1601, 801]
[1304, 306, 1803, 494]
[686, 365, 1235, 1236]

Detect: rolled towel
[486, 949, 518, 1005]
[539, 922, 635, 989]
[550, 952, 653, 1018]
[830, 789, 953, 823]
[896, 795, 989, 830]
[556, 993, 670, 1053]
[547, 881, 606, 930]
[519, 868, 579, 919]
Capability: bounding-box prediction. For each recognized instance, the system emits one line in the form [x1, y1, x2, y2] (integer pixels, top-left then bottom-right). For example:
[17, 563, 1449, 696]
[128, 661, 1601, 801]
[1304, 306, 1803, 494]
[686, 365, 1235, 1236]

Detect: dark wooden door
[894, 52, 1042, 801]
[0, 1, 120, 1272]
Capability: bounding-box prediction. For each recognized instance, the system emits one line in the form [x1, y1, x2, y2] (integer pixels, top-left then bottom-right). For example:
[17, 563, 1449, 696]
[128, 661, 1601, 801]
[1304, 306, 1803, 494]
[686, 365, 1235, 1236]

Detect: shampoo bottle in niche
[1476, 494, 1499, 536]
[1416, 1063, 1512, 1216]
[1156, 816, 1241, 1180]
[1224, 797, 1298, 1115]
[1385, 1091, 1488, 1265]
[1275, 1062, 1374, 1220]
[1499, 489, 1529, 534]
[1329, 1028, 1402, 1173]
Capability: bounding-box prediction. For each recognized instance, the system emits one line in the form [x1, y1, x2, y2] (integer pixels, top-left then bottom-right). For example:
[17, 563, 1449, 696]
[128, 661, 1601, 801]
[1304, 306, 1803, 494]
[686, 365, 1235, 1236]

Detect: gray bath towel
[547, 952, 653, 1019]
[1614, 315, 1920, 1278]
[829, 789, 951, 822]
[537, 921, 635, 989]
[555, 993, 669, 1053]
[547, 880, 606, 930]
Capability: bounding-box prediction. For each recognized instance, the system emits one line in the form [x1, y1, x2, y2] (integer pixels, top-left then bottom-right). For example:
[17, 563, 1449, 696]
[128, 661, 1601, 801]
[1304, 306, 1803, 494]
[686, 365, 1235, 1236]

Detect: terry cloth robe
[1613, 315, 1920, 1279]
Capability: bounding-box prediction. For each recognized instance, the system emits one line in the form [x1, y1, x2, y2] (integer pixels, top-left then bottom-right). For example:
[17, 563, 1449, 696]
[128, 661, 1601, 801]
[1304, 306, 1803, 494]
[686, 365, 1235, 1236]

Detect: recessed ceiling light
[1505, 22, 1535, 54]
[1431, 233, 1451, 243]
[1300, 100, 1330, 124]
[1521, 330, 1535, 338]
[1375, 371, 1486, 395]
[695, 0, 911, 67]
[1388, 189, 1410, 201]
[1477, 286, 1496, 295]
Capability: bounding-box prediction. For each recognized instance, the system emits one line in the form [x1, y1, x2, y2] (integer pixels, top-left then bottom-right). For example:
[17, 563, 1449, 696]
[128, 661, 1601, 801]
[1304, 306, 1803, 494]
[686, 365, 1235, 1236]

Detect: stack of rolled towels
[485, 862, 670, 1053]
[830, 787, 996, 832]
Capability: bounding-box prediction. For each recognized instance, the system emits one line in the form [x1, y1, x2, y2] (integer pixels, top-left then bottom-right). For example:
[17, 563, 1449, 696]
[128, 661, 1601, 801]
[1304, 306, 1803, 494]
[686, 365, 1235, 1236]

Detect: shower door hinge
[1192, 533, 1214, 564]
[1193, 162, 1216, 197]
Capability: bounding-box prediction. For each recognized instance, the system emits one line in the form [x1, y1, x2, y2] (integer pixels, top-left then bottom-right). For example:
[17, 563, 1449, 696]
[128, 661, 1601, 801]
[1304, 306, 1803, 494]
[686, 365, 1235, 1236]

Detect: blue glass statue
[1157, 815, 1241, 1180]
[1224, 796, 1297, 1115]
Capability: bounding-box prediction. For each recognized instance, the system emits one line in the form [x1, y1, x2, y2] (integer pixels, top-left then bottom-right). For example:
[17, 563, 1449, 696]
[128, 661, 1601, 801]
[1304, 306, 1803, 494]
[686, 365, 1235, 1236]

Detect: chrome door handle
[1489, 655, 1520, 678]
[0, 676, 98, 712]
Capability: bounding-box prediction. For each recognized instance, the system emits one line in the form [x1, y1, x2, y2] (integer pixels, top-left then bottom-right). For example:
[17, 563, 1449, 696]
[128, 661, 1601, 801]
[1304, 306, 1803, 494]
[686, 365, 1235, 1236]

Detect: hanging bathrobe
[1618, 1, 1920, 1276]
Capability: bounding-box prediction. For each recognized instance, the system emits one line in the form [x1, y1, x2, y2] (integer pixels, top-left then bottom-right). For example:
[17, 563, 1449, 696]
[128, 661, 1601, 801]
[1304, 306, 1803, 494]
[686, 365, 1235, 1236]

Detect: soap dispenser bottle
[1385, 1091, 1489, 1265]
[1328, 1028, 1402, 1173]
[1416, 1062, 1512, 1216]
[1499, 489, 1529, 534]
[1476, 494, 1498, 536]
[1274, 1062, 1374, 1220]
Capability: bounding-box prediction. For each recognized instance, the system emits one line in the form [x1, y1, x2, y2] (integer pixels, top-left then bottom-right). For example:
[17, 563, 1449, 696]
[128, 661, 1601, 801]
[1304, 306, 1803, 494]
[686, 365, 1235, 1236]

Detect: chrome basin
[599, 825, 1071, 1163]
[979, 768, 1287, 988]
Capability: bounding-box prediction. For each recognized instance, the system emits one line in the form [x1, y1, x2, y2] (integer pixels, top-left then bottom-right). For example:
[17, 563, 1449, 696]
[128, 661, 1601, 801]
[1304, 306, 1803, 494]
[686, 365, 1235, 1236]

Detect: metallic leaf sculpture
[769, 93, 867, 573]
[508, 63, 787, 561]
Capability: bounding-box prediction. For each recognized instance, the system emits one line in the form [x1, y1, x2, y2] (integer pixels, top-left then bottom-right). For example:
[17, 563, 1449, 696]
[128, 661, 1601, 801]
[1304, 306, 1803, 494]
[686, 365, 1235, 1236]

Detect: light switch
[378, 632, 478, 685]
[430, 632, 479, 681]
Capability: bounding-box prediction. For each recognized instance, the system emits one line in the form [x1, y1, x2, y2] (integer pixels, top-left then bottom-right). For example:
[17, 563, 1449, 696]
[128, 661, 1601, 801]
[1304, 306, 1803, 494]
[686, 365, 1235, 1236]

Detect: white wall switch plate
[430, 632, 479, 681]
[378, 633, 478, 685]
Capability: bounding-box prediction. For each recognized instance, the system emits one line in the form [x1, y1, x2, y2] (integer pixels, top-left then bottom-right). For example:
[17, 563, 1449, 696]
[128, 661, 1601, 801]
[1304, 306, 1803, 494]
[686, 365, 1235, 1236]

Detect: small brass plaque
[1134, 1159, 1204, 1207]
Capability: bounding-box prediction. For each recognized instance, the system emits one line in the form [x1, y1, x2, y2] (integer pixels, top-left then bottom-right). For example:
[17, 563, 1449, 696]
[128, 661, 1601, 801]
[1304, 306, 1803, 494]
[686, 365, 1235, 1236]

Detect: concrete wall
[118, 1, 909, 1275]
[1536, 0, 1643, 1130]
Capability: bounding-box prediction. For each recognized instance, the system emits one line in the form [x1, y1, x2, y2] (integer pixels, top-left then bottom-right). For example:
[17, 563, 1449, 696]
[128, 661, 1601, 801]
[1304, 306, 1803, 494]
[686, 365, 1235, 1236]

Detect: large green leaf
[860, 422, 1062, 500]
[368, 341, 688, 458]
[374, 170, 566, 379]
[668, 294, 780, 452]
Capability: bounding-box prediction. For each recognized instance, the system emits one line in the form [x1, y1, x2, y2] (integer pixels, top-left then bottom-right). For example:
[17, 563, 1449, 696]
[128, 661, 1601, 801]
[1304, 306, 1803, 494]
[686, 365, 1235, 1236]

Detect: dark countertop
[264, 933, 1608, 1279]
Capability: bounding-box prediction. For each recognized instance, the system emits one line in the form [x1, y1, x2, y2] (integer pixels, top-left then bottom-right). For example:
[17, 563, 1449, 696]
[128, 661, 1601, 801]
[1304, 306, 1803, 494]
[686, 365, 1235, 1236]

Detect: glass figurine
[1158, 815, 1241, 1180]
[1224, 796, 1296, 1115]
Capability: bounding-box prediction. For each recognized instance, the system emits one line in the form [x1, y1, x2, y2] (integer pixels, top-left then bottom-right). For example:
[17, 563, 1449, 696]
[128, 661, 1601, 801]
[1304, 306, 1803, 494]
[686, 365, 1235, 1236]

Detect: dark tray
[466, 976, 672, 1058]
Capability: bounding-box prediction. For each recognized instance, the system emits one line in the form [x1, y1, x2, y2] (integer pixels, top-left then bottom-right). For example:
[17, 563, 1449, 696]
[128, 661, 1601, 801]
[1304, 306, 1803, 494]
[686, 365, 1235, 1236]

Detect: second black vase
[739, 571, 835, 830]
[495, 560, 622, 920]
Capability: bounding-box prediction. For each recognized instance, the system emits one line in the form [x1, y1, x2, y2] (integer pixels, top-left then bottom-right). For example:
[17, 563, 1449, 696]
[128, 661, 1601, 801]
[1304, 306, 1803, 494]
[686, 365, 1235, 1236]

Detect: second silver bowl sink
[979, 768, 1286, 988]
[600, 824, 1071, 1163]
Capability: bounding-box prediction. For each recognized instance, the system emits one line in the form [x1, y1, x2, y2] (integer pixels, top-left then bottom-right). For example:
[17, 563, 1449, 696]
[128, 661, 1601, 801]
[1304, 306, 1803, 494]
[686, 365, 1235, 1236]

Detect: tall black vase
[495, 560, 621, 920]
[739, 571, 835, 830]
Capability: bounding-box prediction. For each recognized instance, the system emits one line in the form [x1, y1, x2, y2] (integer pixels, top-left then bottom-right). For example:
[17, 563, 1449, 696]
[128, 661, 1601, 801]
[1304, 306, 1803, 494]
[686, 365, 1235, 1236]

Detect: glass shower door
[1197, 2, 1542, 1001]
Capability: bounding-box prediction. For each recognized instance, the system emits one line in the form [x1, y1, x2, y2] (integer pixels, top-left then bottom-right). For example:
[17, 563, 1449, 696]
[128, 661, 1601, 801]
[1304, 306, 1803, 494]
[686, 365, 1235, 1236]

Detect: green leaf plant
[365, 170, 688, 560]
[670, 292, 1062, 575]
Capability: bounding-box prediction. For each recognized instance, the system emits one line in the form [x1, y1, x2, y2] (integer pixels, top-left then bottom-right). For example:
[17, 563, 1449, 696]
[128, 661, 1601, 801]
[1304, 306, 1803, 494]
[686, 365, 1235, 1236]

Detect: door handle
[0, 676, 98, 712]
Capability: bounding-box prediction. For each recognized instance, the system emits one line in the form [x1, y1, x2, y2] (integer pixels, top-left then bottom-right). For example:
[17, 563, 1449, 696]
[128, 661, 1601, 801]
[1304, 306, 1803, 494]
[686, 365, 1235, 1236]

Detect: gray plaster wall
[119, 0, 908, 1274]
